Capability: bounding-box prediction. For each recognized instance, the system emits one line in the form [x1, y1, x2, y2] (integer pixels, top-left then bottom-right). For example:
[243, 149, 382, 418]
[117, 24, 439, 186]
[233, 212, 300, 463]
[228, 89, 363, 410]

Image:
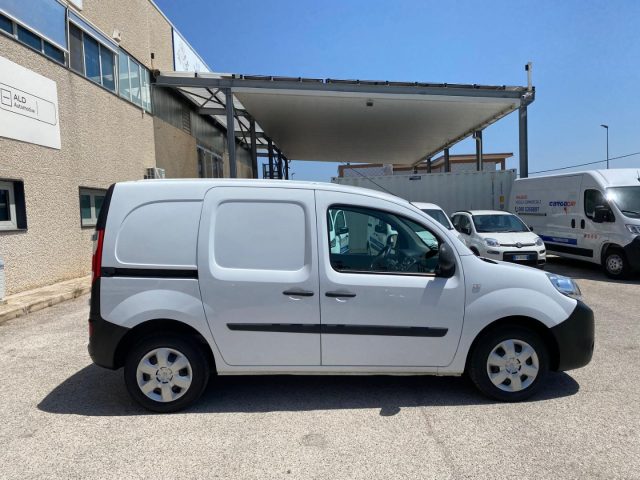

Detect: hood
[476, 231, 540, 246]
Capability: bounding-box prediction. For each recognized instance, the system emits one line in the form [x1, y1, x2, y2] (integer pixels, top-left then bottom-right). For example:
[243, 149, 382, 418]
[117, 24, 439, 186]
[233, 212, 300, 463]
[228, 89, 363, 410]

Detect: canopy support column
[284, 158, 289, 179]
[474, 130, 483, 171]
[249, 117, 258, 179]
[277, 150, 283, 179]
[426, 157, 432, 173]
[268, 139, 274, 179]
[519, 104, 529, 178]
[224, 88, 237, 178]
[444, 148, 451, 172]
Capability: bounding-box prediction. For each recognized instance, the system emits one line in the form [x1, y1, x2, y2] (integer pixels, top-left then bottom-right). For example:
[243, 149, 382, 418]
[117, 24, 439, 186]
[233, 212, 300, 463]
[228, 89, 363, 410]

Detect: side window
[459, 215, 471, 233]
[584, 189, 605, 219]
[327, 206, 441, 275]
[451, 215, 460, 231]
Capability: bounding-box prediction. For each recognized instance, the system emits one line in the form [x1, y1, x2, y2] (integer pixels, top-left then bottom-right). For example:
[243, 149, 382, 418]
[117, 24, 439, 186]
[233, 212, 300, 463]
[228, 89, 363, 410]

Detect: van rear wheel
[603, 248, 629, 279]
[468, 327, 548, 402]
[124, 335, 210, 413]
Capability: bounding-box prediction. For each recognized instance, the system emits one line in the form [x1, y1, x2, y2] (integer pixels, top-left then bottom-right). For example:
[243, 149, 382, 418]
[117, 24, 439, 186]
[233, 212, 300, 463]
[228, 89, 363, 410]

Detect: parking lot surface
[1, 257, 638, 480]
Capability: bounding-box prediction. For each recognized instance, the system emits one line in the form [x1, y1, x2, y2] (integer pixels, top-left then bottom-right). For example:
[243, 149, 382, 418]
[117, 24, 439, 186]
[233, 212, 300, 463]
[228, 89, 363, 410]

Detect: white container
[332, 169, 516, 215]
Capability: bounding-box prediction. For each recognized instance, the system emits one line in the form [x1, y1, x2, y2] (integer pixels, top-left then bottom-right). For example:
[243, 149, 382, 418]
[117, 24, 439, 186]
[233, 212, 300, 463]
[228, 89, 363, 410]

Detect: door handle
[581, 219, 585, 229]
[283, 289, 314, 297]
[571, 219, 575, 228]
[325, 291, 356, 298]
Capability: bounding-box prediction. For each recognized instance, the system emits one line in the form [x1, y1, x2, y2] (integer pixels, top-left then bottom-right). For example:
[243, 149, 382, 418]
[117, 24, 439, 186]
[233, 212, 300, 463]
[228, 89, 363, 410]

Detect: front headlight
[535, 237, 544, 246]
[546, 273, 582, 300]
[484, 238, 500, 247]
[626, 224, 640, 235]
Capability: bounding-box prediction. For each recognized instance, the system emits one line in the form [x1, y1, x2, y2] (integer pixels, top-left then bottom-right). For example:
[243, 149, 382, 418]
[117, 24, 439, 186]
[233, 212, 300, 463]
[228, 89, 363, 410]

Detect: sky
[154, 0, 640, 181]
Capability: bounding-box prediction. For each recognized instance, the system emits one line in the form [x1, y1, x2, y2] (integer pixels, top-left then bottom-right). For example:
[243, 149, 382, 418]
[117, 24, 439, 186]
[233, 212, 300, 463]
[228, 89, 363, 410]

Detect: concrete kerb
[0, 276, 91, 325]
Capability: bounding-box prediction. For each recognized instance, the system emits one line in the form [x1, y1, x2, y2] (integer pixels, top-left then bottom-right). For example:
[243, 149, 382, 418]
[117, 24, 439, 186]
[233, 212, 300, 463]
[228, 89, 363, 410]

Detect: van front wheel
[603, 248, 629, 279]
[468, 327, 548, 402]
[124, 335, 210, 413]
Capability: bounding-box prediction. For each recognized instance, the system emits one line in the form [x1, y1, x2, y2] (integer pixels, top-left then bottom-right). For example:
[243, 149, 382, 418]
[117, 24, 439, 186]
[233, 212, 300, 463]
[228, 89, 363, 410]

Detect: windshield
[421, 209, 453, 229]
[607, 187, 640, 218]
[472, 214, 529, 233]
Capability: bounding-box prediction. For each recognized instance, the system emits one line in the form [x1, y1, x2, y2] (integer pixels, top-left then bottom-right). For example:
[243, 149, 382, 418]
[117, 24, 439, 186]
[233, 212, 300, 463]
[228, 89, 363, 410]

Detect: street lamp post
[600, 124, 609, 169]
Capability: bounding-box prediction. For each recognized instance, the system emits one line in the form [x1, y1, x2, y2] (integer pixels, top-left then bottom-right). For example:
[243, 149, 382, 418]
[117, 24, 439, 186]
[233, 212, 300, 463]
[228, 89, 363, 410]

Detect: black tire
[124, 335, 210, 413]
[468, 327, 548, 402]
[603, 247, 630, 279]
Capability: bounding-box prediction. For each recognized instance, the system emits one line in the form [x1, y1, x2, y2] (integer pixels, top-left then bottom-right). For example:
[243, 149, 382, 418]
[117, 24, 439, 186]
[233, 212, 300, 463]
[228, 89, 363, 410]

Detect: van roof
[117, 178, 412, 205]
[515, 168, 640, 187]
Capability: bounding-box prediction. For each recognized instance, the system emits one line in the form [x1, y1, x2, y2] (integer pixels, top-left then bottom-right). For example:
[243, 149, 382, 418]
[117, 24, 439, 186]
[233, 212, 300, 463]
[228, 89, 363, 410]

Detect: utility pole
[600, 124, 609, 169]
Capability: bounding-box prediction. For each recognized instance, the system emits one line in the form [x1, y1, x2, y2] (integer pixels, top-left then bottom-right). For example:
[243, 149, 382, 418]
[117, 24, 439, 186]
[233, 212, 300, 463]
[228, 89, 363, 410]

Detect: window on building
[0, 13, 66, 65]
[198, 146, 223, 178]
[0, 180, 26, 231]
[118, 50, 151, 112]
[118, 51, 152, 112]
[0, 13, 12, 34]
[68, 21, 116, 92]
[327, 206, 440, 275]
[79, 188, 107, 227]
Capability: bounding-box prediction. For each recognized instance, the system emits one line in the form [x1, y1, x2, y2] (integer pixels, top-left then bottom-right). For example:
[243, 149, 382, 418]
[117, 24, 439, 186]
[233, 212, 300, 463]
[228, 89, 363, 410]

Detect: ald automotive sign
[0, 56, 60, 149]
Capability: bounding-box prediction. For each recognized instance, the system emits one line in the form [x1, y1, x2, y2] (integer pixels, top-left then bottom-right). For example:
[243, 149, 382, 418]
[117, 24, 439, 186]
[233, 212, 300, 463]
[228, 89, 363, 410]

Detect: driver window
[327, 206, 441, 275]
[584, 189, 605, 219]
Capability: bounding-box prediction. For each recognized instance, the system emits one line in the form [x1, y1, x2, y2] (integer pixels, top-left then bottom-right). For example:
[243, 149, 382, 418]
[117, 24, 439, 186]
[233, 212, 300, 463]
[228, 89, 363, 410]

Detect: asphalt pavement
[0, 257, 638, 479]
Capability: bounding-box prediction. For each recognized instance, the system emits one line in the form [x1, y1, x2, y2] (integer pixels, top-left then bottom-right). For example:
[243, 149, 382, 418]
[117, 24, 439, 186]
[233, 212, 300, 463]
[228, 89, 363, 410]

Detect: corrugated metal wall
[333, 170, 517, 215]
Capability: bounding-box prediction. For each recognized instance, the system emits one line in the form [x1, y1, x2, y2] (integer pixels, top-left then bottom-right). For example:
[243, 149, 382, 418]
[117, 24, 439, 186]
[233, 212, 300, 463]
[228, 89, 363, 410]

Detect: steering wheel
[370, 244, 392, 270]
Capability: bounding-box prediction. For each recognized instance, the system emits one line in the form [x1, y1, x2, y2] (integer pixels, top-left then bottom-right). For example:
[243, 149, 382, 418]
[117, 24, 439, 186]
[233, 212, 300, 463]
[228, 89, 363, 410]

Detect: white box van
[509, 169, 640, 278]
[89, 180, 594, 412]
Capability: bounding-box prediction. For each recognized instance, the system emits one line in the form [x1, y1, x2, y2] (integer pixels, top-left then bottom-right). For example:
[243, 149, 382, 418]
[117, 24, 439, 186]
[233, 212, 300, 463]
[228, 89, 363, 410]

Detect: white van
[510, 169, 640, 278]
[89, 180, 594, 412]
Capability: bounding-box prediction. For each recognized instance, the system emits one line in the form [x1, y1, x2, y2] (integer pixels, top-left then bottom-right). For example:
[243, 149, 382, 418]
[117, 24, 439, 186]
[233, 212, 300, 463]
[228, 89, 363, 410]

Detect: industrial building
[0, 0, 259, 295]
[0, 0, 534, 297]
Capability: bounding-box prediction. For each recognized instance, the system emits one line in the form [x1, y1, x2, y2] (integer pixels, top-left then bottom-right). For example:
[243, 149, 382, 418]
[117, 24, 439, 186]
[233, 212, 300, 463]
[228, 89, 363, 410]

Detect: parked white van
[89, 180, 594, 412]
[510, 169, 640, 278]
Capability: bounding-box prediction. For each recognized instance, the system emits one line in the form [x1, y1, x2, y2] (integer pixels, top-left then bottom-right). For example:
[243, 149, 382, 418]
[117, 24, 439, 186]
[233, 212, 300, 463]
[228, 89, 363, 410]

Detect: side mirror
[593, 205, 613, 223]
[435, 242, 456, 278]
[338, 226, 349, 235]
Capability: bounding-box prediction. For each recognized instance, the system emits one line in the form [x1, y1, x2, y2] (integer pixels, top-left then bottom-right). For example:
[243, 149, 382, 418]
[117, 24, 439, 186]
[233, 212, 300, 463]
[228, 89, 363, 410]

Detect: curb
[0, 282, 90, 325]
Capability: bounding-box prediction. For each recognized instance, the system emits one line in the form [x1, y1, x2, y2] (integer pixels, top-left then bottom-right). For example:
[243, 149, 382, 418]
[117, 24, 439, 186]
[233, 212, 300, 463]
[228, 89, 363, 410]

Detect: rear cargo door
[197, 187, 321, 366]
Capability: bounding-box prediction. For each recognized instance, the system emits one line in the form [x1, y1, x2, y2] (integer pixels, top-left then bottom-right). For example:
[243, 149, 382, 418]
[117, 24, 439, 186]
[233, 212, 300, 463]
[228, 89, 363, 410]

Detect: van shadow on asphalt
[38, 365, 579, 417]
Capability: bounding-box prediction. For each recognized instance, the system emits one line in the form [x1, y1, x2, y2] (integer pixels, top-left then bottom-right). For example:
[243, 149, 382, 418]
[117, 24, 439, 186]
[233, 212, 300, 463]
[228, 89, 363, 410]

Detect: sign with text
[172, 29, 209, 73]
[0, 56, 60, 149]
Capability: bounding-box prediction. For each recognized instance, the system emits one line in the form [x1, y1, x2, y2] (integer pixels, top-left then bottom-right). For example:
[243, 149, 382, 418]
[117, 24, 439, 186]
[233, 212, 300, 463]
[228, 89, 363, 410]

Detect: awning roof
[154, 72, 534, 166]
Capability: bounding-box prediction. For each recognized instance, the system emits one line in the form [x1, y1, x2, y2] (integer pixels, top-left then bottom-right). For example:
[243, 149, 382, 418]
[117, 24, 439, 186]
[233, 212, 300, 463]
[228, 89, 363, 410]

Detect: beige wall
[154, 118, 198, 178]
[79, 0, 174, 71]
[0, 37, 155, 295]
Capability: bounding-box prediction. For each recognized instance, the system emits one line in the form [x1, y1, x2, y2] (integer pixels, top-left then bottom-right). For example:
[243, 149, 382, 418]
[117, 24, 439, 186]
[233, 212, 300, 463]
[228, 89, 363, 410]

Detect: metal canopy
[154, 72, 534, 175]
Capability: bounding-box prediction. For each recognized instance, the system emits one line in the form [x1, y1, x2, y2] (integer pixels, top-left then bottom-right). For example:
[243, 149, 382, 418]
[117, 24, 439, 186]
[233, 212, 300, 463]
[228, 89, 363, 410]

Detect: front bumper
[623, 236, 640, 272]
[550, 300, 595, 371]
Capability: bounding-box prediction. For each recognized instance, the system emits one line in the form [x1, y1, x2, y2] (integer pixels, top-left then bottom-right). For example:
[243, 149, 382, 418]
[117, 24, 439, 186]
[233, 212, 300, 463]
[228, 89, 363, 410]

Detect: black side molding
[227, 323, 448, 337]
[227, 323, 322, 334]
[101, 267, 198, 279]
